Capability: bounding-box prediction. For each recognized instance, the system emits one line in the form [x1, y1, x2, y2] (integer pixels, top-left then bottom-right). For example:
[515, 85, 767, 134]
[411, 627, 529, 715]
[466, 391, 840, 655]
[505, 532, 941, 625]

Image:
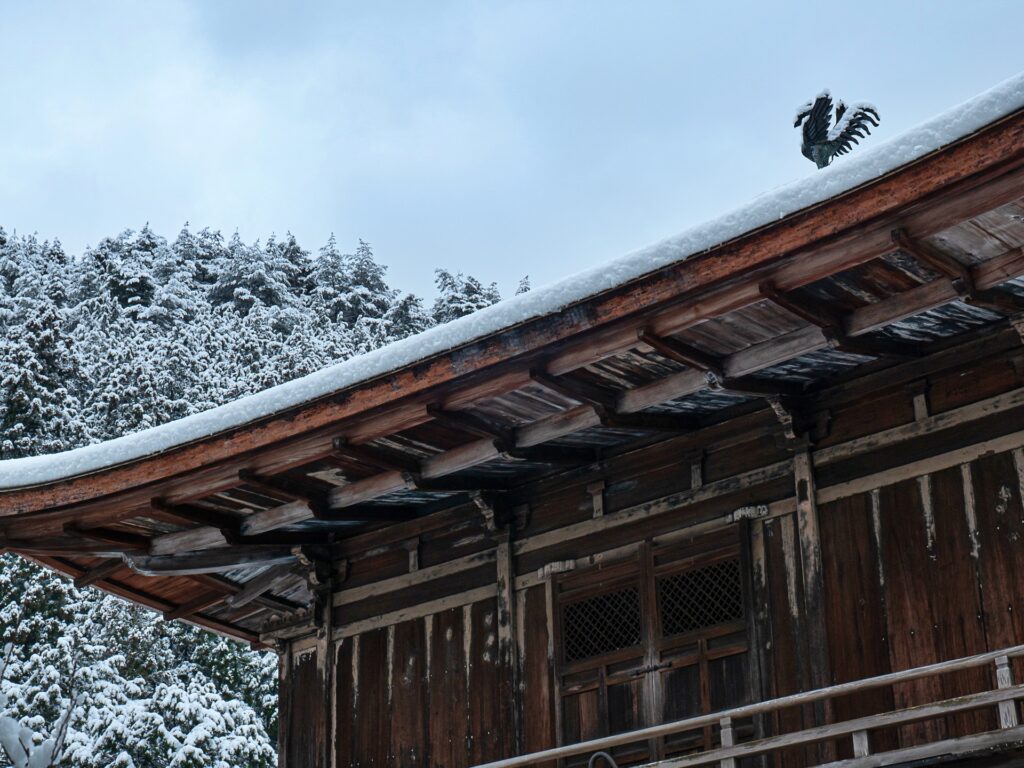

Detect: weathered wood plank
[126, 546, 296, 576]
[390, 618, 427, 768]
[332, 585, 497, 640]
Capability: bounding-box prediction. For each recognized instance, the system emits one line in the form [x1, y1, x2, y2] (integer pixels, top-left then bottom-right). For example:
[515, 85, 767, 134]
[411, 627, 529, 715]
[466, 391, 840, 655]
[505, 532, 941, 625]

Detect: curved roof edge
[3, 72, 1024, 491]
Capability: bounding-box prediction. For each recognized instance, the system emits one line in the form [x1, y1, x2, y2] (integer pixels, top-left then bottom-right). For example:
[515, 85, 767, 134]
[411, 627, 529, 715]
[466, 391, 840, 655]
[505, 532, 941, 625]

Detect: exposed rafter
[637, 329, 725, 376]
[331, 438, 421, 474]
[224, 563, 300, 610]
[759, 280, 920, 359]
[163, 591, 225, 621]
[62, 524, 150, 551]
[530, 369, 618, 409]
[73, 558, 125, 589]
[892, 229, 1024, 315]
[126, 546, 297, 576]
[638, 328, 807, 397]
[426, 404, 512, 440]
[135, 253, 1024, 555]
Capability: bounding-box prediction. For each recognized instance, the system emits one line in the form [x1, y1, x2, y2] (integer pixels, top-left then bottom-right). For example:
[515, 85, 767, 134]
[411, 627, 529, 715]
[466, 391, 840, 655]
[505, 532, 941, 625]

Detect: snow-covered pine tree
[431, 268, 502, 324]
[0, 222, 510, 767]
[209, 233, 296, 316]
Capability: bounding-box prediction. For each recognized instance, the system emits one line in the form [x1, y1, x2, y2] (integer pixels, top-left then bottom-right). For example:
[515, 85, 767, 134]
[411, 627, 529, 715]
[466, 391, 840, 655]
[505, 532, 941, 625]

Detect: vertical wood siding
[276, 357, 1024, 768]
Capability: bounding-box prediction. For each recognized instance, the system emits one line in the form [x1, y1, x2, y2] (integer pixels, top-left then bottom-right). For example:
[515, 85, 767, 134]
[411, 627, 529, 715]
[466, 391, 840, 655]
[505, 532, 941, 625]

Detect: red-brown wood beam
[426, 404, 513, 441]
[760, 280, 921, 359]
[196, 573, 302, 614]
[331, 438, 421, 473]
[891, 228, 972, 284]
[530, 369, 618, 409]
[7, 133, 1024, 520]
[638, 328, 726, 376]
[637, 329, 808, 397]
[73, 558, 126, 588]
[126, 546, 297, 576]
[62, 524, 150, 552]
[31, 555, 262, 645]
[151, 499, 239, 531]
[224, 564, 299, 611]
[893, 229, 1024, 315]
[238, 470, 318, 505]
[163, 590, 225, 621]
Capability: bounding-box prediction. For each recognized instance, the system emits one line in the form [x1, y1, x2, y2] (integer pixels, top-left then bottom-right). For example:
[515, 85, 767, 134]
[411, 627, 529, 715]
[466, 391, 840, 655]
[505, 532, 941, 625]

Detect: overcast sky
[2, 2, 1023, 298]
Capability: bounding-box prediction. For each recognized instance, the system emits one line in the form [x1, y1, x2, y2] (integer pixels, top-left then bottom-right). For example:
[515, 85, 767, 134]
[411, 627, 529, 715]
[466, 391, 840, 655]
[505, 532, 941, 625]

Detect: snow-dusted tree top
[2, 71, 1024, 491]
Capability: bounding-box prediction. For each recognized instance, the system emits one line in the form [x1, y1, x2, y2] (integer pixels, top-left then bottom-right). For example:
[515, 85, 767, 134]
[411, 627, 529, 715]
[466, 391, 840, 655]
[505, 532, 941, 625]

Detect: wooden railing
[474, 645, 1024, 768]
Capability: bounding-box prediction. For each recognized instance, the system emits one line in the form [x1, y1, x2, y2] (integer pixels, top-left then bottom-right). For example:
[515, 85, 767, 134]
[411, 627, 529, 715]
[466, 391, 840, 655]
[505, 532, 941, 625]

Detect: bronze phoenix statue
[795, 91, 879, 168]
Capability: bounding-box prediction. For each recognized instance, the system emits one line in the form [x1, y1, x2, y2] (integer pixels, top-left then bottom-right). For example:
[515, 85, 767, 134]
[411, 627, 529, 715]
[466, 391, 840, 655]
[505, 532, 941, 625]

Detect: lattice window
[657, 559, 743, 637]
[562, 586, 642, 663]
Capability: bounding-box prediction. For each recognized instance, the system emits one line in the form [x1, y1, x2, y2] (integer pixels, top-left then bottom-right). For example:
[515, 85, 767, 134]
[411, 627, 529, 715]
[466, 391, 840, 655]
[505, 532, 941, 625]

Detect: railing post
[852, 730, 870, 758]
[995, 655, 1019, 729]
[719, 716, 735, 768]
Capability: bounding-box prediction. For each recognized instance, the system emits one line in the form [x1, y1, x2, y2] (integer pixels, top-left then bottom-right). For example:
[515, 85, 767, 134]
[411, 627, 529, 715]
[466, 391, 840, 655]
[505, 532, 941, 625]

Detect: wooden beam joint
[893, 229, 1024, 315]
[530, 368, 618, 409]
[426, 403, 513, 441]
[331, 438, 421, 474]
[638, 328, 725, 377]
[761, 280, 919, 359]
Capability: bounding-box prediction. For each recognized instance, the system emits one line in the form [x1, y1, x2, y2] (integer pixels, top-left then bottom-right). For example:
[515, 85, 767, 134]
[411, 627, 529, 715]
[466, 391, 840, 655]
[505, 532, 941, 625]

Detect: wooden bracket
[403, 537, 421, 572]
[512, 503, 531, 531]
[472, 491, 499, 532]
[471, 491, 519, 533]
[765, 396, 817, 447]
[907, 379, 931, 421]
[682, 449, 705, 489]
[587, 481, 606, 519]
[294, 551, 342, 631]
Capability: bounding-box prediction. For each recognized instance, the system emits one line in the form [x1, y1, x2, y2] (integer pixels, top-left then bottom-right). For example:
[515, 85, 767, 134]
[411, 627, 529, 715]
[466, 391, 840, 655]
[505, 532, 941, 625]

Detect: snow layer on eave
[3, 72, 1024, 492]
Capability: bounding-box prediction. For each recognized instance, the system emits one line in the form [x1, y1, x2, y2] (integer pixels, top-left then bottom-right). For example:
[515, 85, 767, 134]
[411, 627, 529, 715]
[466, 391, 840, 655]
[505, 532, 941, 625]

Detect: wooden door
[553, 535, 753, 765]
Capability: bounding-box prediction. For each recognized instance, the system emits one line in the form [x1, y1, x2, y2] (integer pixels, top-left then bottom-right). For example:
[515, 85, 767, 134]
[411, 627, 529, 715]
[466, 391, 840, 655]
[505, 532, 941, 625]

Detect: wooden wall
[278, 338, 1024, 768]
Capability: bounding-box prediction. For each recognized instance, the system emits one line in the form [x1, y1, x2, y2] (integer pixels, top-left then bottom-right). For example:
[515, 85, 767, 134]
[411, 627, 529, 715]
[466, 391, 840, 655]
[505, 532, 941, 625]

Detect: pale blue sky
[2, 1, 1022, 298]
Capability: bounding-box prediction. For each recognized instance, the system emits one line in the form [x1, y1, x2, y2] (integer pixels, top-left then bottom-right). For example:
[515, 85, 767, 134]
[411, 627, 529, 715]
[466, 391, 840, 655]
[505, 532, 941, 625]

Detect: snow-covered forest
[0, 224, 520, 767]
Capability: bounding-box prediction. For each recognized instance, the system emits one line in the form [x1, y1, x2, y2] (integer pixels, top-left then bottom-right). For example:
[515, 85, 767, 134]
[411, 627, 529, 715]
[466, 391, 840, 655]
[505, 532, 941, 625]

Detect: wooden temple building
[5, 79, 1024, 767]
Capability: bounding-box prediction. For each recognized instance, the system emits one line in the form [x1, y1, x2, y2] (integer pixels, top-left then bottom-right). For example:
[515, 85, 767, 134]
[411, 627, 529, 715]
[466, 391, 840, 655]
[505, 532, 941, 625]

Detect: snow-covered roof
[3, 72, 1024, 491]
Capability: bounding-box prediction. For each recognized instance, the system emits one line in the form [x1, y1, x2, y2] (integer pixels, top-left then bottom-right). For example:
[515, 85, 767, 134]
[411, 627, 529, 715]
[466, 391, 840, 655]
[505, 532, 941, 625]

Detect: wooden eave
[4, 106, 1024, 643]
[2, 107, 1023, 515]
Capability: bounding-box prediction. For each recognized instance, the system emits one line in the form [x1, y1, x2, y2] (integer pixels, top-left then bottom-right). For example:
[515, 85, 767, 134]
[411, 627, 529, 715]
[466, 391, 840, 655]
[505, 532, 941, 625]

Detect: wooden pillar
[279, 641, 292, 768]
[741, 518, 772, 762]
[496, 530, 523, 754]
[793, 447, 834, 758]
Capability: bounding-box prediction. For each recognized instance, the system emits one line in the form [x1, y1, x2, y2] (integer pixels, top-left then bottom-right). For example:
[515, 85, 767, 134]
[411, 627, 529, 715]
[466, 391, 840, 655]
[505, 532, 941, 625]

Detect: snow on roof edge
[3, 71, 1024, 491]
